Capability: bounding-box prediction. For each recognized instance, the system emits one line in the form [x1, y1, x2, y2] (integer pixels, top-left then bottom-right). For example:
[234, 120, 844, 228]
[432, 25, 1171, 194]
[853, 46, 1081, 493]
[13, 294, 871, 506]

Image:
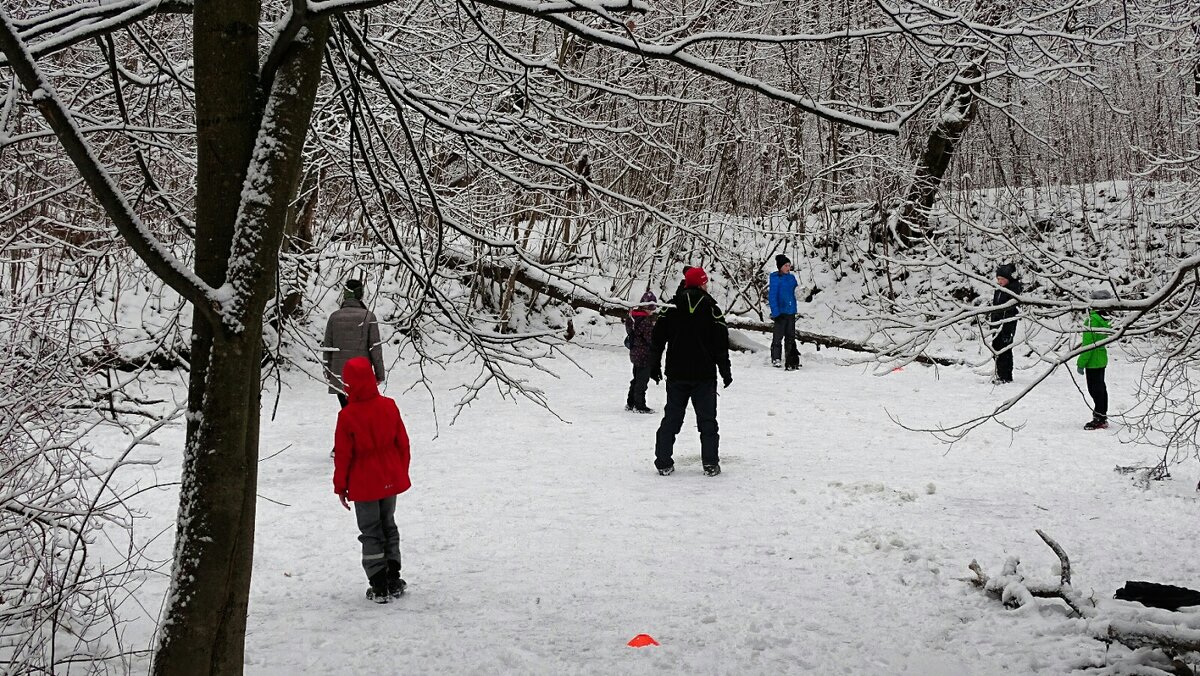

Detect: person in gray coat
[323, 279, 385, 407]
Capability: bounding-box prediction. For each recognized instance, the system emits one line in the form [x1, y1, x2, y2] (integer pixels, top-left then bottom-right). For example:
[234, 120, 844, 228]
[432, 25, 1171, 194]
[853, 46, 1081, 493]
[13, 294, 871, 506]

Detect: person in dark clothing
[650, 267, 732, 477]
[624, 291, 658, 413]
[989, 263, 1023, 383]
[1077, 289, 1113, 430]
[768, 254, 800, 370]
[323, 279, 385, 408]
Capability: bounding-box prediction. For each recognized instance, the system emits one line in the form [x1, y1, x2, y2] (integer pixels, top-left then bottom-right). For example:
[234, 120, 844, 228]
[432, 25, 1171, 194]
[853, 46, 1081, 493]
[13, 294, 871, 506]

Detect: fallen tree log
[451, 253, 964, 366]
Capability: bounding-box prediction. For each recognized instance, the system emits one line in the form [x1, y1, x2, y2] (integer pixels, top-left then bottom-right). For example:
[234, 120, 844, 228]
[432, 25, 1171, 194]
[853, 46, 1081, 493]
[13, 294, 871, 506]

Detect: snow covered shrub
[0, 278, 149, 673]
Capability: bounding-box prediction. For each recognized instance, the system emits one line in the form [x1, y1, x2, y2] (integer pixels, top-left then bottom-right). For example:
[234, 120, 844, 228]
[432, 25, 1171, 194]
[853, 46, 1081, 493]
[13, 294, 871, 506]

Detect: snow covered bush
[0, 266, 161, 673]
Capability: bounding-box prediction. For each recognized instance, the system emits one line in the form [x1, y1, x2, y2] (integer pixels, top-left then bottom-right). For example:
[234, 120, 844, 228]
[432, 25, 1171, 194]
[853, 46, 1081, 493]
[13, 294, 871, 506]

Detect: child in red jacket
[333, 357, 412, 603]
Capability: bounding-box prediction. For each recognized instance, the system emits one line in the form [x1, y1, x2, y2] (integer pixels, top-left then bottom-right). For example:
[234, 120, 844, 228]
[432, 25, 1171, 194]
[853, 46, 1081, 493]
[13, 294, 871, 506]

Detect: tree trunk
[154, 9, 330, 674]
[280, 166, 321, 320]
[158, 0, 260, 670]
[154, 331, 261, 674]
[890, 64, 981, 246]
[188, 0, 260, 435]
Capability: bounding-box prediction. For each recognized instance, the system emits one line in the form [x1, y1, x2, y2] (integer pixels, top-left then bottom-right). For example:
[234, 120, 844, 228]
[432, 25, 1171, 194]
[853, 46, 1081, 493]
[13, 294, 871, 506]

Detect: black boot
[366, 570, 389, 604]
[386, 560, 406, 598]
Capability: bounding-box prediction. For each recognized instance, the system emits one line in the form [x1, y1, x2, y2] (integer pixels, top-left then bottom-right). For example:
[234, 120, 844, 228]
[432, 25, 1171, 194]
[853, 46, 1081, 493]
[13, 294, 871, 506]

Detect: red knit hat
[684, 267, 708, 288]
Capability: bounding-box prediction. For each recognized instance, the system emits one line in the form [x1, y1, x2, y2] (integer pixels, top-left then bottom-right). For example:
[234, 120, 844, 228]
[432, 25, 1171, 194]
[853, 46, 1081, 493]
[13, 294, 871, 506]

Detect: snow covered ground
[91, 341, 1200, 674]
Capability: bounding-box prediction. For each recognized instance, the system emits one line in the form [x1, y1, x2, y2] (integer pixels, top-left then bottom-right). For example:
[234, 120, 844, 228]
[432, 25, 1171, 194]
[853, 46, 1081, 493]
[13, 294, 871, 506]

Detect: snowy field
[92, 341, 1200, 674]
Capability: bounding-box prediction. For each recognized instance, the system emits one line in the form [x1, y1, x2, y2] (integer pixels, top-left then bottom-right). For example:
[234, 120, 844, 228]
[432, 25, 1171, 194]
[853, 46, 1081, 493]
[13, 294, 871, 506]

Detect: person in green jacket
[1077, 289, 1113, 430]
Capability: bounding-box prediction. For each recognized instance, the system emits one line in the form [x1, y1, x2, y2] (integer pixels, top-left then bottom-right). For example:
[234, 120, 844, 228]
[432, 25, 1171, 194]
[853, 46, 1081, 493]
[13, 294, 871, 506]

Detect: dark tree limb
[1035, 528, 1071, 586]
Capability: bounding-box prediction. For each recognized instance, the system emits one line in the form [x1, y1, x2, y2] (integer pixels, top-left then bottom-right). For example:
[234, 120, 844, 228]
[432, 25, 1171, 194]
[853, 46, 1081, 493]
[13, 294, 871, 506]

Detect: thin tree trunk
[890, 64, 982, 246]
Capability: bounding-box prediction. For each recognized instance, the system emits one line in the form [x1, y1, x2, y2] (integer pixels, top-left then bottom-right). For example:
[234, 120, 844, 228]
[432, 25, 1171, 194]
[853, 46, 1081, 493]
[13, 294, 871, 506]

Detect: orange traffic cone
[627, 634, 659, 648]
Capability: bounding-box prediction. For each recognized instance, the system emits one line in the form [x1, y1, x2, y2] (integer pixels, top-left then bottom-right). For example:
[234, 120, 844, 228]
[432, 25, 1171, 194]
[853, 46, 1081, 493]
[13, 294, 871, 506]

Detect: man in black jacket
[989, 263, 1023, 383]
[650, 267, 733, 477]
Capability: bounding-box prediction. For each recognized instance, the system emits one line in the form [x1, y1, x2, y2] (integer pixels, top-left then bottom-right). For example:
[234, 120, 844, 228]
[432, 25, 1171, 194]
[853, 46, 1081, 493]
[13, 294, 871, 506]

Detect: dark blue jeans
[655, 379, 719, 469]
[771, 314, 798, 367]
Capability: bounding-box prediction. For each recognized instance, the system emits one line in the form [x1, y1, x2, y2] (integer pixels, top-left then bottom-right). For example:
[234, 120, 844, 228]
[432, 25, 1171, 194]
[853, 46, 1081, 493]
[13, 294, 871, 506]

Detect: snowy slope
[88, 343, 1199, 675]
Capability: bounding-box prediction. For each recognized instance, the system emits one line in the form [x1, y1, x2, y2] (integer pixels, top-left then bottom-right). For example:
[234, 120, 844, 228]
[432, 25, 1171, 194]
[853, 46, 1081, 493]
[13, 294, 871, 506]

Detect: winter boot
[703, 464, 721, 477]
[1084, 416, 1108, 430]
[634, 405, 655, 414]
[657, 465, 674, 476]
[771, 359, 782, 368]
[366, 570, 389, 604]
[386, 560, 406, 599]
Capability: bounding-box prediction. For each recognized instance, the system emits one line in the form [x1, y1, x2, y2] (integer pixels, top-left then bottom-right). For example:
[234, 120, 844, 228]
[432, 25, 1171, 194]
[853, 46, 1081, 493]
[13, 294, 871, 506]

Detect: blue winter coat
[768, 271, 798, 318]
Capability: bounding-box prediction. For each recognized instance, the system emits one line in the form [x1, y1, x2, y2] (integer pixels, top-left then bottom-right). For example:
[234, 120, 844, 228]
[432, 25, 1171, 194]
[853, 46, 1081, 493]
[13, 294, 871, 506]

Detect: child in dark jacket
[624, 291, 658, 413]
[333, 356, 412, 603]
[990, 263, 1023, 383]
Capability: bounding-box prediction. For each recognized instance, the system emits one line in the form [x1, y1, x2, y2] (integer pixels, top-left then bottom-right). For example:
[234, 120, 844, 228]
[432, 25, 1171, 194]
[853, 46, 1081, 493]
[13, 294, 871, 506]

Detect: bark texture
[153, 11, 331, 675]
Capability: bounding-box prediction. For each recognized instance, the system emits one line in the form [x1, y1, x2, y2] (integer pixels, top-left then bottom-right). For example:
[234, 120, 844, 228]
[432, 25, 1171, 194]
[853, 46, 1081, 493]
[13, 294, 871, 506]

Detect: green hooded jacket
[1077, 310, 1110, 370]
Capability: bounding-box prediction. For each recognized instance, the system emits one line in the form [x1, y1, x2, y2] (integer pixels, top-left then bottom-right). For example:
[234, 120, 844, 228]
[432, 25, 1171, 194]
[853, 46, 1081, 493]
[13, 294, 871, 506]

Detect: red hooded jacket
[332, 357, 412, 502]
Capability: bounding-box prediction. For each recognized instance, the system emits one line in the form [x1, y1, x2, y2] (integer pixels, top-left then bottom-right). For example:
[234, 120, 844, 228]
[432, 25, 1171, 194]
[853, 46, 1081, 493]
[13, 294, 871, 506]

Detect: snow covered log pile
[969, 530, 1200, 675]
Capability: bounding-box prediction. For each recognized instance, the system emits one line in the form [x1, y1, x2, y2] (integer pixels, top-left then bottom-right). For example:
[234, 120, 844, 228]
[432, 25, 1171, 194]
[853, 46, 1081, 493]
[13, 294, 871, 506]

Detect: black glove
[722, 373, 733, 389]
[651, 365, 662, 384]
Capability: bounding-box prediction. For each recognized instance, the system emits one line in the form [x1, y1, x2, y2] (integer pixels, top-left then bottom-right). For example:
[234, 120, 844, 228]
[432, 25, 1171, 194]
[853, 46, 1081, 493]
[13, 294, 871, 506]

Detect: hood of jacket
[342, 356, 380, 403]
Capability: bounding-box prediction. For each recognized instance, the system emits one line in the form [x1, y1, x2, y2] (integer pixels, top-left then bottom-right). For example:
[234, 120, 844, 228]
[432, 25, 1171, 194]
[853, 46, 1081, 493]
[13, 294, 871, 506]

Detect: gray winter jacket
[322, 298, 385, 394]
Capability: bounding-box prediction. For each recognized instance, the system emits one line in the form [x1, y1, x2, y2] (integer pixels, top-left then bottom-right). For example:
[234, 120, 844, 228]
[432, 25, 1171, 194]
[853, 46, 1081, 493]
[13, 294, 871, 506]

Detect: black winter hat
[995, 263, 1017, 280]
[344, 279, 365, 300]
[775, 254, 790, 270]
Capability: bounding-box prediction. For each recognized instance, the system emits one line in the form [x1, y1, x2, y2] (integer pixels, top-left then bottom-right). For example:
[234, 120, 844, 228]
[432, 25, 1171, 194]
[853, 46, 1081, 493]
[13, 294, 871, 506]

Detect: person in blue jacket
[768, 254, 800, 370]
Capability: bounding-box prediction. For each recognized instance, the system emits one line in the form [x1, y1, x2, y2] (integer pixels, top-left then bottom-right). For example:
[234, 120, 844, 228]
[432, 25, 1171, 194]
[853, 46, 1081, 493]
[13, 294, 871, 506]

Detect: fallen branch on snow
[968, 530, 1200, 674]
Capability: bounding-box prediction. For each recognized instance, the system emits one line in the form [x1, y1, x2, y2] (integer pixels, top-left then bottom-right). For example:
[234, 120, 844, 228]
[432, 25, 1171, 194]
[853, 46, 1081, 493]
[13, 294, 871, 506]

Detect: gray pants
[353, 496, 401, 579]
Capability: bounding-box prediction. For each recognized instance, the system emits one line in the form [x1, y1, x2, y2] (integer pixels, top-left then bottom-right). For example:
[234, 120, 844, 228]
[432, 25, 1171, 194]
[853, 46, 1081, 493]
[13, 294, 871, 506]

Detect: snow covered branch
[0, 5, 222, 327]
[0, 263, 174, 672]
[970, 531, 1200, 673]
[0, 0, 192, 66]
